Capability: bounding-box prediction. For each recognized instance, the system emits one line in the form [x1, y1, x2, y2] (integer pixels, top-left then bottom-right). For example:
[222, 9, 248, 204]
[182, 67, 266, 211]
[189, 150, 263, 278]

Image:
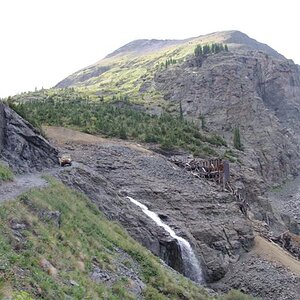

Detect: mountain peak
[105, 30, 285, 60]
[55, 30, 288, 89]
[105, 38, 191, 58]
[219, 30, 285, 59]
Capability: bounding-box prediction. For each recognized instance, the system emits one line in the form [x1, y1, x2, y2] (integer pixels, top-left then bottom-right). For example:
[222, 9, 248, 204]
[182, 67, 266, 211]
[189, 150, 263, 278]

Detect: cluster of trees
[9, 89, 226, 157]
[160, 58, 177, 69]
[194, 43, 229, 57]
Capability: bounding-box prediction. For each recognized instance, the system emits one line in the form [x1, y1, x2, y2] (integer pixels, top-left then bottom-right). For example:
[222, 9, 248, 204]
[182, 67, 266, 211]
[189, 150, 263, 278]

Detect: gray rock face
[0, 103, 58, 173]
[155, 51, 300, 185]
[56, 143, 254, 283]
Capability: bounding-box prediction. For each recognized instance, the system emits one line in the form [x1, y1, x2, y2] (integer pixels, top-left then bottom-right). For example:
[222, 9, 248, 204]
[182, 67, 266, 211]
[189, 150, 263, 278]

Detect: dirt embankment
[253, 235, 300, 277]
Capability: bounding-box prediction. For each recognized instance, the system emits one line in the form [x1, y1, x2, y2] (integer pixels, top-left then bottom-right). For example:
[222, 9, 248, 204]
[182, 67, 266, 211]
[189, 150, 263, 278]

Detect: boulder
[0, 103, 58, 173]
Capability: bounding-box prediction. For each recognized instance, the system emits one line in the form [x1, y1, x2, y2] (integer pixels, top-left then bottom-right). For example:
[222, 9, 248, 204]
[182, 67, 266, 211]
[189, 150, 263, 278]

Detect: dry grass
[43, 125, 153, 155]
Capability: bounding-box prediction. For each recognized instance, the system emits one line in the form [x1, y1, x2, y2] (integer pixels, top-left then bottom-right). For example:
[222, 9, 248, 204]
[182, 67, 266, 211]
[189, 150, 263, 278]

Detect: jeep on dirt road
[59, 154, 72, 167]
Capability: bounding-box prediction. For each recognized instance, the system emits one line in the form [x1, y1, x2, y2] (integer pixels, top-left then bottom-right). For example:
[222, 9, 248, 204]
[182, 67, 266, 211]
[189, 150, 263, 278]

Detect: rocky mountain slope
[0, 102, 58, 173]
[53, 30, 300, 239]
[0, 109, 254, 299]
[54, 30, 300, 186]
[55, 30, 286, 95]
[155, 49, 300, 184]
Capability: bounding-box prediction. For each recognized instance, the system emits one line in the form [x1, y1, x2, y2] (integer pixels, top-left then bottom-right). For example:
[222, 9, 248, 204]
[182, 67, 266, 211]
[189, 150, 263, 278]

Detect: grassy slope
[59, 33, 230, 104]
[0, 178, 255, 300]
[0, 178, 209, 299]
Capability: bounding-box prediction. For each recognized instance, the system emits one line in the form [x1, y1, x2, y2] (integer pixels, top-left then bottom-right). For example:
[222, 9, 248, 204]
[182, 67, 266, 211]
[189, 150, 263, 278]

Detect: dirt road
[0, 172, 49, 202]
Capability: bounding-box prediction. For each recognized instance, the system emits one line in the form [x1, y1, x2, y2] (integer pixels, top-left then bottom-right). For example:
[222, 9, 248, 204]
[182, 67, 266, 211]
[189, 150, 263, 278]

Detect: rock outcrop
[0, 103, 58, 173]
[155, 51, 300, 185]
[56, 142, 254, 282]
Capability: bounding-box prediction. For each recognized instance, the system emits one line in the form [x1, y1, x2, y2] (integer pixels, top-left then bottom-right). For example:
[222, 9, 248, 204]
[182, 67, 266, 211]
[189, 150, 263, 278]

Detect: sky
[0, 0, 299, 98]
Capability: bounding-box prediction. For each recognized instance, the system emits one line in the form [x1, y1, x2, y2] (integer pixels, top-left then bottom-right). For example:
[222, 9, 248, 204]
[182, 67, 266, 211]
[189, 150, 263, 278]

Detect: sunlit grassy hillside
[0, 178, 255, 299]
[54, 30, 283, 106]
[54, 31, 234, 105]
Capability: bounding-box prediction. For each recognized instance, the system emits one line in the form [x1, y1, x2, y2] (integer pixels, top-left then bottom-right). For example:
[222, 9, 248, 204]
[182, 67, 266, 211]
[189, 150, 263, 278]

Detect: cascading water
[126, 196, 204, 284]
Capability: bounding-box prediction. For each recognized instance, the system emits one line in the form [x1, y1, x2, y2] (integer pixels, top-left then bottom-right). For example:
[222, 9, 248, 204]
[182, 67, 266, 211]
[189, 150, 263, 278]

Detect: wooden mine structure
[171, 157, 230, 187]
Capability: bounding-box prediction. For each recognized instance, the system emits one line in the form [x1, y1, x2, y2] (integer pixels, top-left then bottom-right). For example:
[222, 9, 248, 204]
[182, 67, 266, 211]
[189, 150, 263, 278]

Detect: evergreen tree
[203, 44, 210, 55]
[194, 45, 203, 57]
[179, 101, 183, 119]
[199, 114, 205, 130]
[225, 44, 229, 51]
[233, 127, 243, 150]
[211, 43, 216, 53]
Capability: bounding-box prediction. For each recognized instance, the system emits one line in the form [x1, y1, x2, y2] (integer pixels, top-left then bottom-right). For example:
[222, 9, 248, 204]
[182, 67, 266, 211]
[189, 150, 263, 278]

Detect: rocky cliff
[50, 131, 254, 283]
[0, 102, 58, 173]
[155, 50, 300, 185]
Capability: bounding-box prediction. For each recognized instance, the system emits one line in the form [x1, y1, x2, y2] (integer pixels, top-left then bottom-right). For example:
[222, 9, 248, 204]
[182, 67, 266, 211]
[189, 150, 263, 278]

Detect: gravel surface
[0, 173, 49, 202]
[268, 176, 300, 224]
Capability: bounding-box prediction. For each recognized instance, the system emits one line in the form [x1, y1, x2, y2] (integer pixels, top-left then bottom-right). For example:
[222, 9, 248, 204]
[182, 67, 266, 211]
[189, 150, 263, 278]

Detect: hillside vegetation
[55, 35, 232, 103]
[8, 89, 227, 157]
[0, 178, 255, 300]
[0, 162, 14, 182]
[54, 30, 283, 105]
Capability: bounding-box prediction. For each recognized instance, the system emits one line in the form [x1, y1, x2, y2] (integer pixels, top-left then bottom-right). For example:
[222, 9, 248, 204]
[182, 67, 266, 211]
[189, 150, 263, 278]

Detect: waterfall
[126, 196, 204, 284]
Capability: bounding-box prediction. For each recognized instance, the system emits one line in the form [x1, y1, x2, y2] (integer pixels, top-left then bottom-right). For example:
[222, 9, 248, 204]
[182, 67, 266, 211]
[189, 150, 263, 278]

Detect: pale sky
[1, 0, 299, 98]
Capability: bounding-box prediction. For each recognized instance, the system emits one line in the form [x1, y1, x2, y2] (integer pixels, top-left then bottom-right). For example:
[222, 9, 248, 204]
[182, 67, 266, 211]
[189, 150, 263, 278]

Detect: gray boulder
[0, 102, 58, 173]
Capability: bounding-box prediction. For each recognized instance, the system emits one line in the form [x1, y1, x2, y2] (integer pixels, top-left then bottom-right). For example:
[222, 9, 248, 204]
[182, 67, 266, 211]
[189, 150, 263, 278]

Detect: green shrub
[12, 291, 34, 300]
[221, 290, 256, 300]
[0, 162, 14, 182]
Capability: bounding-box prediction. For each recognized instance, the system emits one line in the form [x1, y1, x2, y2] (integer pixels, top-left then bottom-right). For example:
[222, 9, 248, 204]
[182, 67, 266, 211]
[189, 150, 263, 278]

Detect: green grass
[52, 32, 231, 103]
[0, 178, 256, 300]
[0, 177, 211, 299]
[222, 290, 257, 300]
[0, 162, 14, 182]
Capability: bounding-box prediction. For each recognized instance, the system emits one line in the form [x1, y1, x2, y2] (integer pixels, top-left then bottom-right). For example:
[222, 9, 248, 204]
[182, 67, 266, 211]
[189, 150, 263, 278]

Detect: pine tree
[179, 101, 183, 119]
[203, 44, 210, 55]
[212, 43, 216, 53]
[199, 114, 205, 130]
[194, 45, 203, 57]
[233, 127, 243, 150]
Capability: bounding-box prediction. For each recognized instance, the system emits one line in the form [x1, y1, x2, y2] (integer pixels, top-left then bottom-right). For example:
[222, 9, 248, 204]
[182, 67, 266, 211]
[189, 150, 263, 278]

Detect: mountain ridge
[55, 30, 286, 90]
[103, 30, 285, 60]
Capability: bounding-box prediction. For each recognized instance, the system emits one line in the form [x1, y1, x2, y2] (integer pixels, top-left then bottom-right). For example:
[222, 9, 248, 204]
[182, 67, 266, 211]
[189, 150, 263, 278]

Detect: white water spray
[126, 196, 203, 283]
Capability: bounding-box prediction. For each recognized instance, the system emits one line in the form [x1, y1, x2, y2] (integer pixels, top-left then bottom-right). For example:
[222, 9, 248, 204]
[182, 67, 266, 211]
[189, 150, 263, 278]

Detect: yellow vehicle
[59, 154, 72, 167]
